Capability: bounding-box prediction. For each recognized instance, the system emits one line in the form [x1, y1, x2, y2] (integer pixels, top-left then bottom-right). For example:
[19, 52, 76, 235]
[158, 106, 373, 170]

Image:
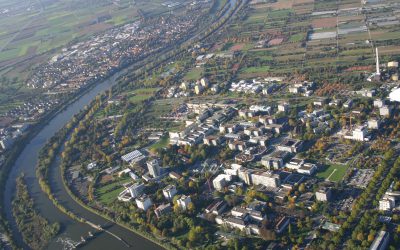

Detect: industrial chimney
[376, 47, 380, 76]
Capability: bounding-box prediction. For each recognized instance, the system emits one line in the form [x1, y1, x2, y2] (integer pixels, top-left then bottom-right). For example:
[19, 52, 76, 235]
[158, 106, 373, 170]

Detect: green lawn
[128, 87, 159, 104]
[95, 176, 132, 205]
[289, 33, 306, 43]
[317, 164, 349, 182]
[183, 68, 203, 81]
[239, 66, 270, 74]
[149, 136, 170, 151]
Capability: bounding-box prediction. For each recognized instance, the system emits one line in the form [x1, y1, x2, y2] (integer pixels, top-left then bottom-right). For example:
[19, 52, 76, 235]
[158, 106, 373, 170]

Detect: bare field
[312, 17, 338, 29]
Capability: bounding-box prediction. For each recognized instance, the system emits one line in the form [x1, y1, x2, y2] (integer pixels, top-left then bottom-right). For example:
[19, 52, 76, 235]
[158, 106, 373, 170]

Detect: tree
[187, 202, 195, 213]
[299, 183, 306, 193]
[367, 233, 375, 242]
[188, 226, 204, 243]
[357, 232, 364, 241]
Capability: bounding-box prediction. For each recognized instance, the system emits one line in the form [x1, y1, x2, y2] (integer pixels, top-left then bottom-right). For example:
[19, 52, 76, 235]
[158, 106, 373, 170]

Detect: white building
[121, 150, 145, 163]
[87, 162, 97, 170]
[118, 183, 145, 202]
[212, 174, 232, 191]
[389, 88, 400, 102]
[373, 99, 385, 108]
[278, 103, 289, 112]
[316, 187, 332, 202]
[297, 163, 317, 175]
[388, 61, 399, 68]
[251, 170, 280, 188]
[163, 185, 177, 200]
[154, 203, 172, 218]
[379, 194, 396, 211]
[285, 158, 304, 170]
[379, 105, 392, 117]
[224, 217, 247, 231]
[177, 195, 192, 210]
[368, 119, 381, 130]
[136, 195, 153, 211]
[347, 126, 368, 141]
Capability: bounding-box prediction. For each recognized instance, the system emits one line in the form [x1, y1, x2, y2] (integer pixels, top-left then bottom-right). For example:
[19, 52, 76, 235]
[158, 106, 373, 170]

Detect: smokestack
[376, 47, 380, 75]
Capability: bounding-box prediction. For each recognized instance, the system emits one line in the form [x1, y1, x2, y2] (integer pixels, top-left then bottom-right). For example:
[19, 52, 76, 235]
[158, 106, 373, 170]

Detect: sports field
[317, 164, 350, 182]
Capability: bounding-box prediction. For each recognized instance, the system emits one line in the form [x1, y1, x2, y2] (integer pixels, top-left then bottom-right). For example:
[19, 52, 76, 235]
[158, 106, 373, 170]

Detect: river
[3, 70, 163, 250]
[2, 0, 239, 249]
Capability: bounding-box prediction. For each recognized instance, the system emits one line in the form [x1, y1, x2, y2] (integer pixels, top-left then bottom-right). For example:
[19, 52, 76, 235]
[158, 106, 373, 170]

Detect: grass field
[95, 181, 124, 205]
[95, 175, 132, 205]
[128, 87, 159, 104]
[239, 66, 270, 74]
[184, 67, 203, 81]
[149, 136, 170, 151]
[317, 164, 350, 182]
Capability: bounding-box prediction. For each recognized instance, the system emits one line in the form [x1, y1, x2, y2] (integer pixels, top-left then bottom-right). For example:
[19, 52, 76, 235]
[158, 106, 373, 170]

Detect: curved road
[2, 0, 242, 249]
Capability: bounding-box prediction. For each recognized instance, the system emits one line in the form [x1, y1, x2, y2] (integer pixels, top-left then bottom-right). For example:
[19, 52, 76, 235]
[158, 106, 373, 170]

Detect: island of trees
[12, 175, 60, 250]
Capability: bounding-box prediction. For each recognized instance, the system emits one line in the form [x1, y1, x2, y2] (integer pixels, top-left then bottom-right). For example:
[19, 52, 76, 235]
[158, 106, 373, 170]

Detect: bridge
[68, 220, 131, 248]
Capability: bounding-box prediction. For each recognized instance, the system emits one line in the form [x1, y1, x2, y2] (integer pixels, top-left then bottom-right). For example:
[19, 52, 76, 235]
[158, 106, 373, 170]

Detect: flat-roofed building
[316, 187, 332, 202]
[379, 194, 396, 211]
[370, 231, 390, 250]
[285, 158, 304, 170]
[261, 151, 291, 169]
[213, 174, 232, 191]
[177, 195, 192, 210]
[121, 150, 145, 163]
[117, 182, 145, 202]
[154, 203, 172, 218]
[277, 138, 303, 153]
[297, 163, 317, 175]
[379, 105, 392, 117]
[205, 200, 227, 215]
[251, 170, 280, 188]
[224, 217, 247, 231]
[275, 217, 290, 234]
[136, 195, 152, 211]
[163, 185, 177, 200]
[368, 118, 381, 129]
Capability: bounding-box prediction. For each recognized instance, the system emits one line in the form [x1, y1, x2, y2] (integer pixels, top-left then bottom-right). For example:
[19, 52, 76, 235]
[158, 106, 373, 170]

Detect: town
[62, 54, 400, 249]
[27, 4, 209, 91]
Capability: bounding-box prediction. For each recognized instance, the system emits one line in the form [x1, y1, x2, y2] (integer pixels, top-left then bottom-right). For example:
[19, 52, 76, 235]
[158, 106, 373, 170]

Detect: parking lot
[347, 168, 375, 188]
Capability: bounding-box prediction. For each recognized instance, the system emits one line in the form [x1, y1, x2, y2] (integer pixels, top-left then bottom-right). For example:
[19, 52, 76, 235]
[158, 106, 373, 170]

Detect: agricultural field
[218, 0, 400, 84]
[0, 0, 169, 69]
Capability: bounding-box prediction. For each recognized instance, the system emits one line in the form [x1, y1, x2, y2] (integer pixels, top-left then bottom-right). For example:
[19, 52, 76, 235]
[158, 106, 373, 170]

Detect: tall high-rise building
[147, 159, 161, 177]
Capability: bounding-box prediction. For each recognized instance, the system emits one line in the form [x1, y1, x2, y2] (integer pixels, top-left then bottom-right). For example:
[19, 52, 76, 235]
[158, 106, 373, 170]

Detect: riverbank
[0, 71, 113, 249]
[35, 93, 175, 249]
[13, 175, 60, 249]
